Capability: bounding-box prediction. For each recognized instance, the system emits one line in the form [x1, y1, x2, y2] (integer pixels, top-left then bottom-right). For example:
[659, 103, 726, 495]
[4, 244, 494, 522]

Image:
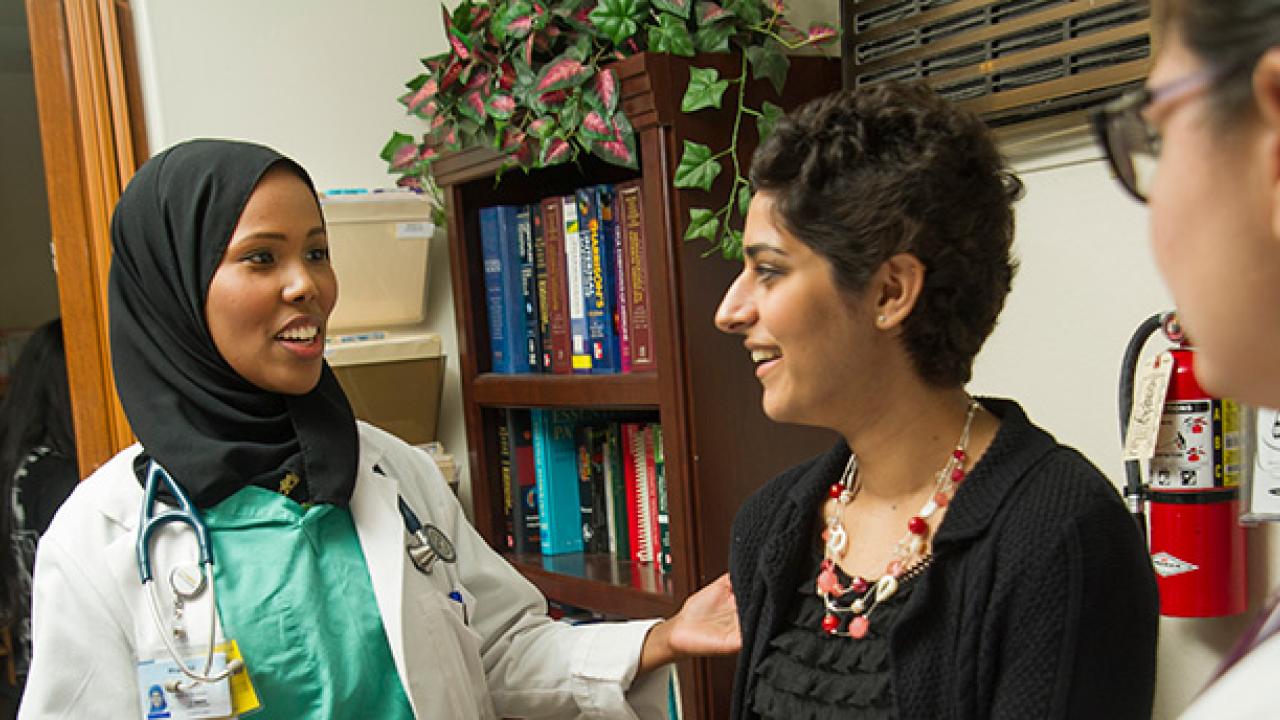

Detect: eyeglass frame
[1091, 66, 1223, 203]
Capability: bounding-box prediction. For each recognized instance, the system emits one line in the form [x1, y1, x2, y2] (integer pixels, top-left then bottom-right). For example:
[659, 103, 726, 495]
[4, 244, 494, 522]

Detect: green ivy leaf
[756, 101, 784, 142]
[745, 42, 789, 95]
[653, 0, 692, 20]
[685, 207, 719, 242]
[737, 183, 752, 217]
[674, 140, 722, 191]
[589, 0, 642, 45]
[682, 67, 729, 112]
[723, 0, 761, 25]
[648, 12, 696, 57]
[722, 227, 744, 259]
[693, 22, 734, 53]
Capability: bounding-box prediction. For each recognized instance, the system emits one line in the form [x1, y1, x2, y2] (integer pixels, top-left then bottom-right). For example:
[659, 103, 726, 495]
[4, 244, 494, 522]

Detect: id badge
[135, 650, 235, 719]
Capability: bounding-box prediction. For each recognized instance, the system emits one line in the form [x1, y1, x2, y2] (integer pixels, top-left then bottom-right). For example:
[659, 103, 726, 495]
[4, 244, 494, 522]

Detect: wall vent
[841, 0, 1152, 126]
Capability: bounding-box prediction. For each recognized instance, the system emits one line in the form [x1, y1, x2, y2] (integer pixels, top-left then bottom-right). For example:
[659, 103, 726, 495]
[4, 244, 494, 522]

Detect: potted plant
[383, 0, 836, 258]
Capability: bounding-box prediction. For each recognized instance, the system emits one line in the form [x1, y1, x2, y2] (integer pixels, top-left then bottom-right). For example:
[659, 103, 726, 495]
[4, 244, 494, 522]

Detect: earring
[877, 314, 887, 325]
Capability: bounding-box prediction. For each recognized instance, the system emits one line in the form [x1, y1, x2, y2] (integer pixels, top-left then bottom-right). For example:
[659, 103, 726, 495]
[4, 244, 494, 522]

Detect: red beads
[828, 483, 843, 498]
[822, 614, 840, 634]
[850, 576, 869, 594]
[907, 516, 928, 536]
[934, 491, 950, 508]
[953, 449, 966, 462]
[951, 467, 966, 483]
[849, 616, 870, 639]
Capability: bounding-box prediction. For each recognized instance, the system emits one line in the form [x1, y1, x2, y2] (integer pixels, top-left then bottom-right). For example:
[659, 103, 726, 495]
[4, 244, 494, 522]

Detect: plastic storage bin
[326, 330, 444, 445]
[320, 192, 435, 333]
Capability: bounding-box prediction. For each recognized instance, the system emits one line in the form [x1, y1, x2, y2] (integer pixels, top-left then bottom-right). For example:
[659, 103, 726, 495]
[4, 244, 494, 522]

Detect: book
[561, 195, 592, 374]
[641, 424, 659, 565]
[622, 422, 644, 564]
[539, 197, 572, 374]
[602, 423, 630, 561]
[576, 424, 611, 554]
[578, 186, 620, 373]
[610, 188, 632, 373]
[531, 408, 584, 555]
[654, 423, 671, 574]
[515, 205, 542, 373]
[617, 180, 655, 372]
[506, 409, 540, 554]
[496, 416, 514, 550]
[479, 206, 518, 373]
[531, 203, 552, 373]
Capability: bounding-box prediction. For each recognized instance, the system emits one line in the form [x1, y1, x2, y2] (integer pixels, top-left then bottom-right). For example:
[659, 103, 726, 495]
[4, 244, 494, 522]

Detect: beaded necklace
[817, 400, 980, 639]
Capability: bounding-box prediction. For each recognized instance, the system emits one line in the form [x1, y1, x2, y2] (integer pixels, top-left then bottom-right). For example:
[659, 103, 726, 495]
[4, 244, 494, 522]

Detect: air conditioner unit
[841, 0, 1152, 127]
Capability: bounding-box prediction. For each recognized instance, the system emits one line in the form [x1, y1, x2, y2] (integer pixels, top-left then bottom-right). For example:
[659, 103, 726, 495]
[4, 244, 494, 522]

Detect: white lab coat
[19, 422, 671, 719]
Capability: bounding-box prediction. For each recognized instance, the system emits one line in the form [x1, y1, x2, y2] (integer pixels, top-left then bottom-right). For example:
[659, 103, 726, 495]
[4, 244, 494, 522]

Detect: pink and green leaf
[581, 110, 614, 141]
[695, 1, 731, 24]
[489, 93, 517, 118]
[534, 54, 591, 93]
[528, 117, 556, 139]
[540, 136, 573, 166]
[380, 131, 417, 168]
[806, 22, 839, 45]
[594, 68, 619, 114]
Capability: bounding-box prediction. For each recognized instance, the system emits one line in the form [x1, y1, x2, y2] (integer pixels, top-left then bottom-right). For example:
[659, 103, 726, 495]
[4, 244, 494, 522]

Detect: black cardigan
[728, 398, 1158, 719]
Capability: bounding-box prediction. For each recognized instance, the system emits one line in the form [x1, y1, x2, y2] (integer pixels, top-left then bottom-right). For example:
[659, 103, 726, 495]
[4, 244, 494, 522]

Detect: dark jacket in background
[729, 398, 1158, 719]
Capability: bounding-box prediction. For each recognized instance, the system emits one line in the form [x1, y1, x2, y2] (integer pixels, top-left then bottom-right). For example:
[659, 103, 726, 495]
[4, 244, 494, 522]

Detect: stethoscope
[136, 461, 459, 692]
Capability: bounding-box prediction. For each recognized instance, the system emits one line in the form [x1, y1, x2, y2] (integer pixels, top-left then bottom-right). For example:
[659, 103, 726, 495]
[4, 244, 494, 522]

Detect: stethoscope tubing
[137, 462, 239, 688]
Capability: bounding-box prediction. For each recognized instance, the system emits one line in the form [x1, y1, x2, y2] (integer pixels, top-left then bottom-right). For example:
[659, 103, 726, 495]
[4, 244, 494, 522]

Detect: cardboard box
[321, 193, 435, 332]
[327, 331, 443, 445]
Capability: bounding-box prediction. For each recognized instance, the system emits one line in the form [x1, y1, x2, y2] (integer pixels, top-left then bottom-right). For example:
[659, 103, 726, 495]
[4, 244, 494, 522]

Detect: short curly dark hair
[749, 82, 1023, 387]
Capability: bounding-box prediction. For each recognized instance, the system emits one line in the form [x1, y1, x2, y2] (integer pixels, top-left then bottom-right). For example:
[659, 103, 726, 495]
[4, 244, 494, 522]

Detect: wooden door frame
[25, 0, 146, 475]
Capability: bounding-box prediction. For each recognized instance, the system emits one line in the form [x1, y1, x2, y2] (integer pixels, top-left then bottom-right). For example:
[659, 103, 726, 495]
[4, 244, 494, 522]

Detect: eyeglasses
[1092, 68, 1219, 203]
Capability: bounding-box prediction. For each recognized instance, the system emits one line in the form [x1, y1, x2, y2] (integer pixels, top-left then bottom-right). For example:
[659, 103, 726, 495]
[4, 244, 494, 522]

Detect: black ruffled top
[750, 550, 926, 719]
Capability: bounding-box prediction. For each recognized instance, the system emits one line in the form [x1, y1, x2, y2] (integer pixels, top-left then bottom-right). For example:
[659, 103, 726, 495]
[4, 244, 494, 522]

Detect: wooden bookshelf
[436, 51, 840, 719]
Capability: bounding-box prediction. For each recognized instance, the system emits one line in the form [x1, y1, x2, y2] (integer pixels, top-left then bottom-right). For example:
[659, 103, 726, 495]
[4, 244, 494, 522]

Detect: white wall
[129, 0, 470, 504]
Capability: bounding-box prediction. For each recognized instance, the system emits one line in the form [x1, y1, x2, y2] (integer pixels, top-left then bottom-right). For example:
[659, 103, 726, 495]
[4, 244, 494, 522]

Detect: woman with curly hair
[717, 83, 1159, 719]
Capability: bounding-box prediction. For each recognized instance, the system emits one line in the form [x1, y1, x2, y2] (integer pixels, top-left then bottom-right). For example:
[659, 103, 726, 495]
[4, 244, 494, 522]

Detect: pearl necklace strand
[817, 400, 980, 639]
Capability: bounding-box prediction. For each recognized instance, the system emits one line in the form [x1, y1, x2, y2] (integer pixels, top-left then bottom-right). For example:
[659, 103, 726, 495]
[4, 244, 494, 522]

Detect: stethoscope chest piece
[407, 523, 456, 574]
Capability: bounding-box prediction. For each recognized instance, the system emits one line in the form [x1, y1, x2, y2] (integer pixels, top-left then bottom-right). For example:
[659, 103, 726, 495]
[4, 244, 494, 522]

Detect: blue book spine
[577, 187, 619, 373]
[480, 207, 513, 373]
[561, 196, 592, 374]
[531, 409, 584, 555]
[499, 206, 532, 374]
[596, 185, 621, 372]
[515, 205, 542, 373]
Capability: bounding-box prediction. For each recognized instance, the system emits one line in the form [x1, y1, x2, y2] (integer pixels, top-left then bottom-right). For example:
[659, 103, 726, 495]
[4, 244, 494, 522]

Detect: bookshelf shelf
[506, 552, 679, 618]
[471, 373, 659, 408]
[436, 52, 840, 719]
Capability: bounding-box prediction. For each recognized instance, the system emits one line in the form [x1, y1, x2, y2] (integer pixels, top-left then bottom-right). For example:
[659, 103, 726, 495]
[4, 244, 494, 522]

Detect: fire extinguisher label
[1151, 399, 1241, 489]
[1151, 551, 1199, 578]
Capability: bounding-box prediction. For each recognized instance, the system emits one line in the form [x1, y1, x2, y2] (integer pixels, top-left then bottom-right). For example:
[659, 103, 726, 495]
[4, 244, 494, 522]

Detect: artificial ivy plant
[383, 0, 836, 259]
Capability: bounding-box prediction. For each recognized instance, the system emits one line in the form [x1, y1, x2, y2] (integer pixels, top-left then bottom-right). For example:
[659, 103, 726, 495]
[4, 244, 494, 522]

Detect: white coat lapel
[348, 461, 414, 711]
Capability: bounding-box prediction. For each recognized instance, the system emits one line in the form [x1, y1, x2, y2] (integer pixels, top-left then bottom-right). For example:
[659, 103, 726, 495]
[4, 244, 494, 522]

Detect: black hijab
[108, 139, 358, 508]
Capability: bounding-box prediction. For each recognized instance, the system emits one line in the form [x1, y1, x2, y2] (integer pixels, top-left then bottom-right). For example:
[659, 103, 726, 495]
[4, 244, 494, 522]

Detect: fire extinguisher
[1120, 312, 1247, 617]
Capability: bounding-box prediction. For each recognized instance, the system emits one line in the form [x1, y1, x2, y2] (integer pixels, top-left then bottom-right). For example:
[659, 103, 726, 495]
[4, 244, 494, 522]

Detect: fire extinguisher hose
[1118, 312, 1170, 543]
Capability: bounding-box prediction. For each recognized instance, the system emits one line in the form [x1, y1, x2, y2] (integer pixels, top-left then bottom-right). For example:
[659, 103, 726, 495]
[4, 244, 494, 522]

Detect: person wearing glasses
[1092, 1, 1280, 717]
[717, 83, 1158, 720]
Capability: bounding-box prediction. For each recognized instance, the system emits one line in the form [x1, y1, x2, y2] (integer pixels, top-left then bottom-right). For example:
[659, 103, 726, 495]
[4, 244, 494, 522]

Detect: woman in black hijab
[20, 139, 738, 719]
